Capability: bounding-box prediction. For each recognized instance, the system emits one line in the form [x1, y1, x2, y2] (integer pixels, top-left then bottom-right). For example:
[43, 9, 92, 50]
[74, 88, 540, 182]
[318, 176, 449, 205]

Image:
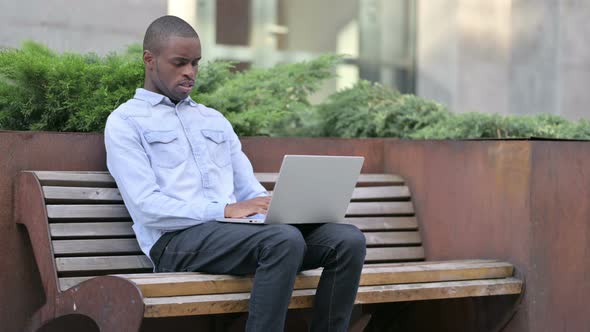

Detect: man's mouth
[178, 81, 194, 93]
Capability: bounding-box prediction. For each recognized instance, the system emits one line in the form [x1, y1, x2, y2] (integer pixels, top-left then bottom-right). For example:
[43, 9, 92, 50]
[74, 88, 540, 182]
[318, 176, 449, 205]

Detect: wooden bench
[16, 170, 523, 331]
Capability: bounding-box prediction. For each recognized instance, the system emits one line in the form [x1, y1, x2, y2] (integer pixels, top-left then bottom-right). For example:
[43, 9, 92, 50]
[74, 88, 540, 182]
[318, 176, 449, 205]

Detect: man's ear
[143, 50, 155, 71]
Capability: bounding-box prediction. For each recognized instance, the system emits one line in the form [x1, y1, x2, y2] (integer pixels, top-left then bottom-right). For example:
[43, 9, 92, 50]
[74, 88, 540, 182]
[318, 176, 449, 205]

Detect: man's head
[143, 16, 201, 103]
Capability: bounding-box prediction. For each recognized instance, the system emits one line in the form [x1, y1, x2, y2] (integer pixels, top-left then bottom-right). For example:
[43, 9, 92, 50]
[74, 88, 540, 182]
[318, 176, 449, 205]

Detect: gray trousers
[150, 221, 366, 332]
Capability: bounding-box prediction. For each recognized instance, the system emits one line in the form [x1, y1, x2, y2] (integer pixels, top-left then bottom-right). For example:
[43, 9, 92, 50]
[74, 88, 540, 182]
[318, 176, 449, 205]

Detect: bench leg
[27, 276, 145, 332]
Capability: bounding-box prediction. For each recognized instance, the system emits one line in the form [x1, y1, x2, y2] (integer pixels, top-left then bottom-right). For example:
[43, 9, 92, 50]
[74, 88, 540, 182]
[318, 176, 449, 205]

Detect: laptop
[217, 155, 364, 224]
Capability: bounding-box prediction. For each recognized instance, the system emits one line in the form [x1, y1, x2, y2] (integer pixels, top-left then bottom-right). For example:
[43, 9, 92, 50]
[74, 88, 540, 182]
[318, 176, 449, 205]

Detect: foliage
[194, 54, 339, 136]
[313, 80, 399, 137]
[411, 112, 590, 139]
[313, 81, 451, 138]
[1, 42, 589, 140]
[0, 42, 143, 131]
[0, 42, 337, 135]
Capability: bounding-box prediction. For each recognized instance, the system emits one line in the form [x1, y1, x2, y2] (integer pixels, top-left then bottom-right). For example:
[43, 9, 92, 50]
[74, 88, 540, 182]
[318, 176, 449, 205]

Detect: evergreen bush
[1, 41, 589, 140]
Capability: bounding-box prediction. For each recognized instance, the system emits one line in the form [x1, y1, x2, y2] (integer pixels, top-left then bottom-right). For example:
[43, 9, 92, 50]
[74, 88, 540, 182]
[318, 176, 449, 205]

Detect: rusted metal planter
[1, 131, 588, 331]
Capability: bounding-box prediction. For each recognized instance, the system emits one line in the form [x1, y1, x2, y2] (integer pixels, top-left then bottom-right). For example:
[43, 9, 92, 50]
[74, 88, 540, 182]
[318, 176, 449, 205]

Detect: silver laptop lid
[265, 155, 364, 224]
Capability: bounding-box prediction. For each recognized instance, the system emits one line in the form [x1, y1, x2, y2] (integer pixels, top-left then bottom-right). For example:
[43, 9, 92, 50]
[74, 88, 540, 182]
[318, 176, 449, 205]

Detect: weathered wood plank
[364, 232, 421, 246]
[346, 202, 414, 216]
[34, 171, 116, 187]
[340, 217, 418, 231]
[46, 202, 412, 220]
[255, 173, 404, 186]
[59, 276, 94, 290]
[50, 222, 134, 238]
[53, 248, 424, 272]
[57, 259, 505, 290]
[365, 247, 424, 262]
[47, 219, 417, 238]
[116, 259, 501, 279]
[52, 239, 141, 255]
[351, 186, 410, 201]
[43, 186, 122, 203]
[128, 261, 514, 297]
[46, 205, 130, 220]
[34, 171, 404, 187]
[55, 255, 153, 273]
[143, 277, 523, 317]
[50, 232, 418, 255]
[43, 186, 410, 203]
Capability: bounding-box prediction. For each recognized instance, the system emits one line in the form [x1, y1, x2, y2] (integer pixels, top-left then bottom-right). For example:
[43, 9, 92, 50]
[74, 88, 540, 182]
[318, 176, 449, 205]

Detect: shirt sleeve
[105, 114, 227, 231]
[226, 124, 269, 202]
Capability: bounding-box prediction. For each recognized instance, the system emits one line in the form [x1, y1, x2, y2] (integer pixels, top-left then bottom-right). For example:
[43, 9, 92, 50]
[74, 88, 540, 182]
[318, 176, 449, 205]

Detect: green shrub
[375, 94, 450, 138]
[195, 55, 339, 136]
[0, 41, 143, 131]
[314, 80, 402, 138]
[0, 42, 337, 135]
[412, 112, 590, 139]
[1, 41, 589, 140]
[314, 80, 450, 138]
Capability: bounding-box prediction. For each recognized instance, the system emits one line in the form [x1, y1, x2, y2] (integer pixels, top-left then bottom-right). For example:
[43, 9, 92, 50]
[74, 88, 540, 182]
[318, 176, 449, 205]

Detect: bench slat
[351, 186, 410, 201]
[346, 202, 414, 216]
[60, 276, 94, 290]
[256, 173, 404, 186]
[46, 202, 413, 220]
[143, 277, 523, 317]
[54, 246, 423, 274]
[341, 217, 418, 231]
[46, 205, 130, 220]
[118, 259, 501, 279]
[270, 186, 410, 201]
[55, 255, 153, 273]
[364, 232, 421, 246]
[52, 239, 142, 255]
[34, 171, 404, 187]
[57, 259, 505, 290]
[50, 222, 135, 238]
[365, 247, 424, 262]
[50, 232, 421, 256]
[48, 218, 418, 240]
[34, 171, 116, 187]
[44, 186, 122, 203]
[129, 261, 515, 297]
[43, 186, 411, 203]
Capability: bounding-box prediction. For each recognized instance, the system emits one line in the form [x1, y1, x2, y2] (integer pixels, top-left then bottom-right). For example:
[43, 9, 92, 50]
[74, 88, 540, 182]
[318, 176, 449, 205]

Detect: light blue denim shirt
[105, 88, 267, 258]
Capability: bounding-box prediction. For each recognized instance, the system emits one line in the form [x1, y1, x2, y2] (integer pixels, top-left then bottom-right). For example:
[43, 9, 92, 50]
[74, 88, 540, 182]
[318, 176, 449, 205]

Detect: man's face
[144, 36, 202, 102]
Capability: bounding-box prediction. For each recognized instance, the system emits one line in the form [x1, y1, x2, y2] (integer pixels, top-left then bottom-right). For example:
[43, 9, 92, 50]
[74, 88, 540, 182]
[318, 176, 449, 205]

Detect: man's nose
[183, 64, 196, 78]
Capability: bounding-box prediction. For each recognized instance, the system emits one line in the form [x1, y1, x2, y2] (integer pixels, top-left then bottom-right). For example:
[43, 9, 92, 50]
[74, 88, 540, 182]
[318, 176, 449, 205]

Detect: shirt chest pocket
[143, 130, 186, 169]
[201, 129, 231, 168]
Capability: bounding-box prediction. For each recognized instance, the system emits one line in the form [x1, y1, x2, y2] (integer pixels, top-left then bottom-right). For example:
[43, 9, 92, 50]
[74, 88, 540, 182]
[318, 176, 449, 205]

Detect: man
[105, 15, 365, 332]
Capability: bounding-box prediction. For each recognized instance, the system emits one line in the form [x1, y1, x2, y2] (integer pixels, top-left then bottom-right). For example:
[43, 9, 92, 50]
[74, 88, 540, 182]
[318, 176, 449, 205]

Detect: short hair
[143, 15, 199, 54]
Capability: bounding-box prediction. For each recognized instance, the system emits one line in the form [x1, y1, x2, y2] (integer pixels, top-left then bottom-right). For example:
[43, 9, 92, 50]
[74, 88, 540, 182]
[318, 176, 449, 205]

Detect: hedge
[1, 42, 589, 139]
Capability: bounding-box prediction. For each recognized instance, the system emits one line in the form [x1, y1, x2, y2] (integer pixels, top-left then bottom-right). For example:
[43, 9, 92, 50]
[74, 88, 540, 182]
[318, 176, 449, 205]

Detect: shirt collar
[134, 88, 198, 107]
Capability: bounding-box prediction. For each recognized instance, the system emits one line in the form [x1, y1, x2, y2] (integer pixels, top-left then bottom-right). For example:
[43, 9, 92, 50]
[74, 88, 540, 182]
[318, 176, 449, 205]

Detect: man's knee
[265, 225, 306, 257]
[335, 224, 367, 258]
[342, 225, 367, 251]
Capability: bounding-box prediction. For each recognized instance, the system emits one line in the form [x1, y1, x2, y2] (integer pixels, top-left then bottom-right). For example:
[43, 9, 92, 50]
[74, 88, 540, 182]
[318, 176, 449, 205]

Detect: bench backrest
[28, 171, 424, 291]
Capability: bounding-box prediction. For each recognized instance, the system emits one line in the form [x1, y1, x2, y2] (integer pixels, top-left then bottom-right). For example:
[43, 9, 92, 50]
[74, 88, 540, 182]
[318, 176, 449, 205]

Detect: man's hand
[224, 196, 271, 218]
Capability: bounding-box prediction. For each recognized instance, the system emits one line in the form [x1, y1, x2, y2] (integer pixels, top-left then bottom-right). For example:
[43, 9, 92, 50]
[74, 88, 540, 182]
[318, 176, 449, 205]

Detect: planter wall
[1, 131, 588, 331]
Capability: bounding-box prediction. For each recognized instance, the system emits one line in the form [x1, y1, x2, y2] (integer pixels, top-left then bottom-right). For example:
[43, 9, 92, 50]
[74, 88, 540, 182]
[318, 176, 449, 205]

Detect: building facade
[418, 0, 590, 120]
